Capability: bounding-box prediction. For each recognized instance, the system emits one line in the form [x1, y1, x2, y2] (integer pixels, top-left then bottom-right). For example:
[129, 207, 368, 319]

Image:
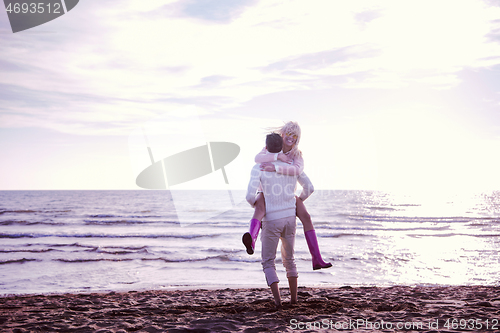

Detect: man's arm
[245, 165, 262, 207]
[297, 172, 314, 202]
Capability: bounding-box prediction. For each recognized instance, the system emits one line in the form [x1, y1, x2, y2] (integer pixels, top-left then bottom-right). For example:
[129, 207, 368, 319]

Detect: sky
[1, 0, 500, 193]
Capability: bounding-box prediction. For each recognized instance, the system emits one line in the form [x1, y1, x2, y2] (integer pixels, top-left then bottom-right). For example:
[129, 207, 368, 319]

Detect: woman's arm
[255, 147, 292, 164]
[275, 154, 304, 176]
[255, 147, 276, 163]
[297, 171, 314, 201]
[260, 154, 304, 175]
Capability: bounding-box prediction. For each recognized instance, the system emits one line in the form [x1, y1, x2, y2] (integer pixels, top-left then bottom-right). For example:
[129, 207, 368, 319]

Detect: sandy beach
[1, 285, 499, 332]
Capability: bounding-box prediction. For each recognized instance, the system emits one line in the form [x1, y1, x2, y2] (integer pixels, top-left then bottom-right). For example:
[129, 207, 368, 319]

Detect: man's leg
[261, 219, 282, 307]
[270, 282, 281, 308]
[280, 216, 299, 304]
[287, 277, 298, 304]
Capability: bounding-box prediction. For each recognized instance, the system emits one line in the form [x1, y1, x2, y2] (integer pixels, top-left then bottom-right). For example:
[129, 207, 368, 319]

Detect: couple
[243, 121, 331, 309]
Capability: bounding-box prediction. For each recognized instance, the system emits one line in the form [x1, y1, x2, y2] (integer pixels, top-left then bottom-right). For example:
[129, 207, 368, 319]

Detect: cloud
[175, 0, 258, 23]
[138, 0, 259, 24]
[2, 0, 500, 136]
[195, 75, 234, 88]
[486, 19, 500, 43]
[151, 95, 236, 109]
[353, 10, 383, 25]
[261, 45, 379, 73]
[257, 45, 380, 90]
[0, 58, 32, 72]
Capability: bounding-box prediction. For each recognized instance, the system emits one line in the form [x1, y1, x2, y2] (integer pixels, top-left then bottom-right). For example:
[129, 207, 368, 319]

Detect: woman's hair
[266, 121, 302, 159]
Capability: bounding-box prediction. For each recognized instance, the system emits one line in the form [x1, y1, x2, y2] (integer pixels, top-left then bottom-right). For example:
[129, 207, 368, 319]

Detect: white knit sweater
[245, 162, 314, 221]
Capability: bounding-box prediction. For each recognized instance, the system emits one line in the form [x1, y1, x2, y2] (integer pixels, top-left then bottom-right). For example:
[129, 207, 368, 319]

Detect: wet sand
[1, 285, 499, 332]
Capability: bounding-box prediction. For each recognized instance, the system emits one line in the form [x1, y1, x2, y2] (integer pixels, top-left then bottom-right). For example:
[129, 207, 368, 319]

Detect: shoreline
[2, 282, 498, 298]
[2, 285, 499, 332]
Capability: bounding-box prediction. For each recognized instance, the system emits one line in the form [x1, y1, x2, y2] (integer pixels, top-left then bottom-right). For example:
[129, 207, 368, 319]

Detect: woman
[243, 121, 331, 270]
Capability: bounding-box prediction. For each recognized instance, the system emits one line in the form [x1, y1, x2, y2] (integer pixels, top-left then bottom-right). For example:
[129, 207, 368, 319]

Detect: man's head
[266, 133, 283, 153]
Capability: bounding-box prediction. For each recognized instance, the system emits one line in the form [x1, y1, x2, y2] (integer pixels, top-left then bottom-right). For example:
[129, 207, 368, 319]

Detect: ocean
[1, 189, 499, 296]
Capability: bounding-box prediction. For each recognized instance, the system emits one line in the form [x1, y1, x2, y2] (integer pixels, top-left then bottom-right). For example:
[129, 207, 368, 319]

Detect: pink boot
[305, 229, 332, 270]
[242, 218, 261, 255]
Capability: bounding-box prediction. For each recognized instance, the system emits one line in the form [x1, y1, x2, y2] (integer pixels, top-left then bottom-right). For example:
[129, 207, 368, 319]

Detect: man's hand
[260, 162, 276, 172]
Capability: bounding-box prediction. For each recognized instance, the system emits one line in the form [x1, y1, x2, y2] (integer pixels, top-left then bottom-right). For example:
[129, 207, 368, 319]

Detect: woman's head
[267, 121, 302, 158]
[279, 121, 301, 149]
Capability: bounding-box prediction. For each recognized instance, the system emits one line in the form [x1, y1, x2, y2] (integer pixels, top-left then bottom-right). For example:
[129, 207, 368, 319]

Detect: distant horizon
[2, 188, 499, 194]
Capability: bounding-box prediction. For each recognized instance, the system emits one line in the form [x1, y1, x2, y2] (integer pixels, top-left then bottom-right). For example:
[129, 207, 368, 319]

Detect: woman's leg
[296, 197, 313, 232]
[252, 193, 266, 221]
[242, 193, 266, 255]
[296, 197, 332, 270]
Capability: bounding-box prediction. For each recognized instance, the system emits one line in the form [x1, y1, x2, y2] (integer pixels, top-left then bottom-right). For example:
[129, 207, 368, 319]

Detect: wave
[86, 214, 164, 218]
[51, 242, 99, 249]
[99, 245, 149, 251]
[329, 212, 497, 225]
[0, 210, 37, 214]
[55, 258, 135, 263]
[0, 233, 221, 239]
[83, 220, 179, 226]
[347, 215, 473, 223]
[31, 255, 260, 264]
[0, 219, 180, 226]
[0, 209, 71, 215]
[141, 254, 259, 263]
[318, 225, 451, 232]
[367, 206, 397, 211]
[321, 233, 374, 238]
[467, 218, 500, 226]
[43, 210, 72, 213]
[0, 258, 40, 265]
[408, 233, 500, 238]
[0, 220, 65, 226]
[0, 248, 58, 254]
[86, 248, 150, 255]
[39, 243, 151, 251]
[87, 214, 117, 218]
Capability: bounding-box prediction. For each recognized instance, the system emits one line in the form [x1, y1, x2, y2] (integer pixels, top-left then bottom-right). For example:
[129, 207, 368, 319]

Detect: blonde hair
[266, 121, 302, 159]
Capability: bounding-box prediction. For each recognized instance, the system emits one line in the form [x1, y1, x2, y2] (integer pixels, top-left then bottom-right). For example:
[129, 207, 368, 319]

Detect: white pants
[261, 216, 298, 286]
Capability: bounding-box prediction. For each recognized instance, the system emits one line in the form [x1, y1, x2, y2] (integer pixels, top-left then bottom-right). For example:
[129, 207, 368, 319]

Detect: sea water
[0, 190, 499, 295]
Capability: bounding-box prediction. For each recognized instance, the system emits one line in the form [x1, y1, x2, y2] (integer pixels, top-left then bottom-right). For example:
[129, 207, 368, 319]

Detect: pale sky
[1, 0, 500, 193]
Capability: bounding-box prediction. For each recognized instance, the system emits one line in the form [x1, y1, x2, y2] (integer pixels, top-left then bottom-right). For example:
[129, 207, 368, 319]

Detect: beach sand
[1, 285, 499, 332]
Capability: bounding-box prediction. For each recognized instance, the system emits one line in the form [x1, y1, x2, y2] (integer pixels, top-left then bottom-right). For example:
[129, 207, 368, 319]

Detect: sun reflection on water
[315, 189, 500, 286]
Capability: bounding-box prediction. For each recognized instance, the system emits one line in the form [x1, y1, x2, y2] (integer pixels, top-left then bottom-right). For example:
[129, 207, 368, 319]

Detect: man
[245, 133, 314, 309]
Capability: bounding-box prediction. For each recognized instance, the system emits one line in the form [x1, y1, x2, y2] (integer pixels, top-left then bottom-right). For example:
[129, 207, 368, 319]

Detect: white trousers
[261, 216, 298, 286]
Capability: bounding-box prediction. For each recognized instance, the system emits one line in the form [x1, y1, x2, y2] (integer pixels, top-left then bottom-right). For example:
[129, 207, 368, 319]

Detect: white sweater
[245, 162, 314, 221]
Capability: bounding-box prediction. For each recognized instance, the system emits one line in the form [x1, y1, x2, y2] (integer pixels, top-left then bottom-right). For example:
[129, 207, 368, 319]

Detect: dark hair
[266, 133, 283, 153]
